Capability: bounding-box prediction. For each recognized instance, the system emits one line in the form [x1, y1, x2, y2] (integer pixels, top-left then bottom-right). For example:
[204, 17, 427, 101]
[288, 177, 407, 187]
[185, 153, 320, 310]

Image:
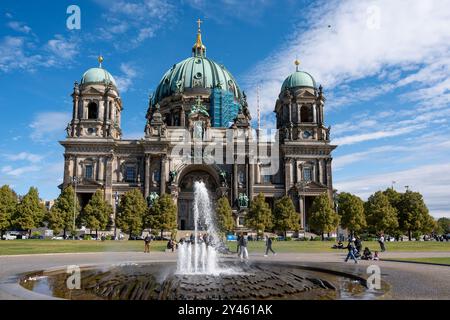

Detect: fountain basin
[19, 261, 386, 300]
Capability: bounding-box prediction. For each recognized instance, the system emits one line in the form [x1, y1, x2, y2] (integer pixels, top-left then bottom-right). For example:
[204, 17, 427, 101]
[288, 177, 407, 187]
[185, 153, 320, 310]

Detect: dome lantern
[192, 18, 206, 57]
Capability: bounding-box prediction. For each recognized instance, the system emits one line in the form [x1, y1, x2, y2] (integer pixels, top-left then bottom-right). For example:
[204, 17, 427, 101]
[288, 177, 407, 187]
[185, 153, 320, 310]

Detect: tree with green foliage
[309, 193, 340, 240]
[436, 217, 450, 235]
[215, 197, 235, 235]
[0, 185, 18, 238]
[383, 187, 402, 209]
[246, 193, 273, 238]
[397, 190, 433, 240]
[337, 192, 366, 237]
[116, 189, 147, 237]
[47, 186, 80, 238]
[365, 191, 398, 235]
[146, 193, 177, 239]
[273, 196, 300, 238]
[13, 187, 46, 237]
[82, 189, 112, 239]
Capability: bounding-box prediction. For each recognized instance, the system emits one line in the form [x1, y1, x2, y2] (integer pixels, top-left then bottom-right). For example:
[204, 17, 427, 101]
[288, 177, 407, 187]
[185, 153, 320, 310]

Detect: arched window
[87, 102, 98, 119]
[300, 105, 313, 123]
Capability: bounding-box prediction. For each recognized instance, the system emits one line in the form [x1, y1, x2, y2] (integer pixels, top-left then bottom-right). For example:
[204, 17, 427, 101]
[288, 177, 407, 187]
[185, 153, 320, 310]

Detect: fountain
[177, 181, 222, 275]
[17, 182, 386, 300]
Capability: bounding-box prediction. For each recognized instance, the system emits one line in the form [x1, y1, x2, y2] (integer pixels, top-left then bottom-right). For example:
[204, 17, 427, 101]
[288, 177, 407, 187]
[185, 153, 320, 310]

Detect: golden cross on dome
[98, 55, 104, 68]
[294, 58, 300, 71]
[197, 18, 203, 32]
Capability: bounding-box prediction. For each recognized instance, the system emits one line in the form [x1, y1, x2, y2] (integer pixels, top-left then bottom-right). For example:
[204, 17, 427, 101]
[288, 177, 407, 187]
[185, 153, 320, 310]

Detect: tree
[13, 187, 46, 237]
[215, 197, 235, 235]
[146, 193, 177, 239]
[337, 192, 366, 237]
[309, 193, 340, 240]
[116, 189, 147, 237]
[0, 185, 18, 238]
[82, 189, 112, 238]
[47, 186, 80, 238]
[365, 191, 398, 235]
[397, 190, 433, 240]
[383, 188, 402, 209]
[436, 217, 450, 235]
[246, 193, 273, 238]
[273, 196, 300, 238]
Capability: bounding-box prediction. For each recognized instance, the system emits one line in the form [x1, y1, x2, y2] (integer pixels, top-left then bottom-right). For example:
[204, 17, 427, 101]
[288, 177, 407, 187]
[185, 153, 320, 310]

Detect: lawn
[0, 239, 449, 256]
[385, 257, 450, 266]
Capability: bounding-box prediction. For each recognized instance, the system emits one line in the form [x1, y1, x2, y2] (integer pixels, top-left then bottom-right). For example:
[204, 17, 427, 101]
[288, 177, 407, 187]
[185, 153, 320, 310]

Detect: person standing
[144, 234, 151, 253]
[344, 241, 358, 264]
[236, 234, 241, 255]
[378, 234, 386, 252]
[239, 234, 249, 261]
[264, 235, 276, 257]
[354, 237, 362, 253]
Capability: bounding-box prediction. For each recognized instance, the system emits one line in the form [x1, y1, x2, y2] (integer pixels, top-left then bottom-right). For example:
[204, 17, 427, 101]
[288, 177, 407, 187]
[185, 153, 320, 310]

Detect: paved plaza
[0, 250, 449, 300]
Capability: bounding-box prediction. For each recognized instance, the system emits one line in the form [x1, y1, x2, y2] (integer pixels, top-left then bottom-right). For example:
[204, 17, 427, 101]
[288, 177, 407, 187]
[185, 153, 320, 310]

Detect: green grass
[0, 239, 449, 256]
[385, 257, 450, 265]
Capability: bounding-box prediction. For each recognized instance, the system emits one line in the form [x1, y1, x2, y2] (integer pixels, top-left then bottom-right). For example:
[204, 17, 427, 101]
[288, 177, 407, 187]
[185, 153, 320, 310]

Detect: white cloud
[7, 21, 32, 34]
[1, 165, 40, 177]
[29, 112, 71, 142]
[0, 36, 42, 72]
[94, 0, 176, 48]
[335, 163, 450, 218]
[4, 152, 44, 163]
[244, 0, 450, 117]
[46, 35, 78, 61]
[333, 125, 424, 146]
[114, 63, 138, 92]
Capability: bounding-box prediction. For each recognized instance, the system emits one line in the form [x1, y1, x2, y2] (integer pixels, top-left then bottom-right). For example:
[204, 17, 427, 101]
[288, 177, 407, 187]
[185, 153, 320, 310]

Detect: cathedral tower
[67, 56, 122, 139]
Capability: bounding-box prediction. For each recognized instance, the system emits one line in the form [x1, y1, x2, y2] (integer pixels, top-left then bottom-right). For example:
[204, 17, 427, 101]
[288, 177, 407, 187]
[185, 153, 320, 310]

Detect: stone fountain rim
[15, 260, 391, 300]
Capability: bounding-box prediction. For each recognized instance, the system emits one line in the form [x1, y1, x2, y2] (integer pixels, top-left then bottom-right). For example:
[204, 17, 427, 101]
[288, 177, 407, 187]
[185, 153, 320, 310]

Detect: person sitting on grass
[373, 251, 380, 260]
[332, 241, 344, 249]
[361, 247, 373, 260]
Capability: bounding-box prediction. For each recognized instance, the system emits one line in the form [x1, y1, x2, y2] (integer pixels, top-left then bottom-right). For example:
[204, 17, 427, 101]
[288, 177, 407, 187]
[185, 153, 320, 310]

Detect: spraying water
[176, 181, 223, 274]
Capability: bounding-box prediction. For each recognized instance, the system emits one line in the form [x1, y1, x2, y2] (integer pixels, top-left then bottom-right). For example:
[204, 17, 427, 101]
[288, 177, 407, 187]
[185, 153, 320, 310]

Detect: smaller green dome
[81, 68, 117, 87]
[281, 71, 316, 90]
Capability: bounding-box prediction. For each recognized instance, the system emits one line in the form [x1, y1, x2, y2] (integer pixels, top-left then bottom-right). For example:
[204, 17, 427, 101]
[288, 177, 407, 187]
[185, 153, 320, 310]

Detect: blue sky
[0, 0, 449, 218]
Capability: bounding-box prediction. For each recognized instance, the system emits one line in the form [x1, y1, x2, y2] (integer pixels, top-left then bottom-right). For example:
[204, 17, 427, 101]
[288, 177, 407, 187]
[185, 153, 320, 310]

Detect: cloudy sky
[0, 0, 449, 218]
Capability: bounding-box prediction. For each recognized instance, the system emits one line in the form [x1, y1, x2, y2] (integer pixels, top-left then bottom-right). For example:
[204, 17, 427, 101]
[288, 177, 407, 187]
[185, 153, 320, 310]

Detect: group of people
[236, 233, 276, 261]
[343, 236, 382, 264]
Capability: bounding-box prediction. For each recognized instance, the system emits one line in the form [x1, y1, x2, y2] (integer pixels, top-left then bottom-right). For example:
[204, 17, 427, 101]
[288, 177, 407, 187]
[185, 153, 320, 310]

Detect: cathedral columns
[284, 158, 291, 194]
[160, 155, 167, 195]
[180, 107, 186, 127]
[299, 195, 305, 229]
[233, 162, 238, 205]
[144, 154, 151, 198]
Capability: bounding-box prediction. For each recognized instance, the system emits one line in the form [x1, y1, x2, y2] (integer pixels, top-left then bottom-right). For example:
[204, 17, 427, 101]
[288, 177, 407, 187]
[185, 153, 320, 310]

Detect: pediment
[295, 90, 316, 99]
[82, 87, 104, 95]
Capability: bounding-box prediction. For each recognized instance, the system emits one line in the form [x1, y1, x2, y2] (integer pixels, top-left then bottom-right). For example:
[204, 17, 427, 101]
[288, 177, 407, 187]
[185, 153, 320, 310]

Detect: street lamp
[70, 176, 81, 240]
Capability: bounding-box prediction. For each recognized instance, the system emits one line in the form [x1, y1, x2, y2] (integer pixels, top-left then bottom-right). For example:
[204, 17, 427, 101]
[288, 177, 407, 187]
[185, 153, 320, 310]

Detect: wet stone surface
[20, 261, 374, 300]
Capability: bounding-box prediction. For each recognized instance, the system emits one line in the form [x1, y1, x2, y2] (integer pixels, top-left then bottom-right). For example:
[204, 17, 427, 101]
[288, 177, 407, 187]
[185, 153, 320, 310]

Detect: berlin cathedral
[60, 21, 336, 233]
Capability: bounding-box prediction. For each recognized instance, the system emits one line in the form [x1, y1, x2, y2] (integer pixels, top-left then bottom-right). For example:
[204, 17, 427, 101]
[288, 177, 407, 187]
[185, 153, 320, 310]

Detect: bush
[84, 235, 92, 240]
[285, 236, 292, 241]
[31, 231, 41, 237]
[105, 235, 112, 240]
[325, 237, 336, 241]
[311, 236, 321, 241]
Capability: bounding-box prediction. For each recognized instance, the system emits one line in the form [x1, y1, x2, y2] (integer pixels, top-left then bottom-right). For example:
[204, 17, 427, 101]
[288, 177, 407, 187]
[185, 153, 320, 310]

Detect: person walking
[344, 241, 358, 264]
[264, 235, 276, 257]
[378, 234, 386, 252]
[144, 234, 151, 253]
[236, 234, 241, 255]
[354, 237, 362, 253]
[239, 234, 249, 261]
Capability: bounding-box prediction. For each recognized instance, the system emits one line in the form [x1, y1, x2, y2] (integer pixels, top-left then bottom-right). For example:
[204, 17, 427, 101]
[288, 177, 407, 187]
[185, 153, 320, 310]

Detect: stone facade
[60, 30, 336, 233]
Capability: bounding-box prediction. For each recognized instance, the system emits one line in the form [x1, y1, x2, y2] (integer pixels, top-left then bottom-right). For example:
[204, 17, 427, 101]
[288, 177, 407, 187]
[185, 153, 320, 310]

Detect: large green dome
[153, 56, 242, 105]
[281, 70, 316, 90]
[81, 67, 117, 87]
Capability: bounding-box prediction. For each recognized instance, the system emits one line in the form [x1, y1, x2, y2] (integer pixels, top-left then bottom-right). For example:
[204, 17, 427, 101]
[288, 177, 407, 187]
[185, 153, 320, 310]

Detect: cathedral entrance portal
[177, 168, 219, 230]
